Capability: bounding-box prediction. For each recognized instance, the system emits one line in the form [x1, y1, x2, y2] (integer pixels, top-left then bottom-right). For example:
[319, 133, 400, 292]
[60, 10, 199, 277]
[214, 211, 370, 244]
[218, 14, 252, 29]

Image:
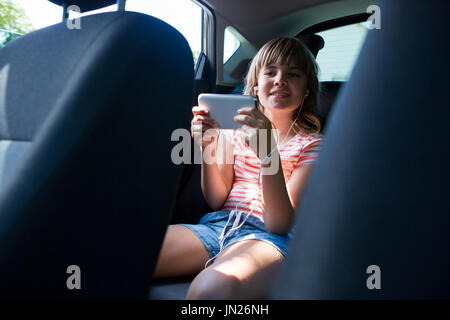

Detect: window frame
[297, 12, 370, 36]
[298, 13, 371, 82]
[194, 0, 216, 91]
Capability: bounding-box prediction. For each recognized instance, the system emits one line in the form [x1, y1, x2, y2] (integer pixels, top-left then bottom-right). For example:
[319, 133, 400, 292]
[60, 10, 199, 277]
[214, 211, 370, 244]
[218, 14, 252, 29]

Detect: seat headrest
[296, 34, 325, 58]
[318, 81, 344, 130]
[49, 0, 116, 12]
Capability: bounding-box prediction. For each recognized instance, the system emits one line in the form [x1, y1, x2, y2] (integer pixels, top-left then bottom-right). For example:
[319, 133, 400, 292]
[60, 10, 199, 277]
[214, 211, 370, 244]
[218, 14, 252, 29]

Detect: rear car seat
[318, 81, 344, 131]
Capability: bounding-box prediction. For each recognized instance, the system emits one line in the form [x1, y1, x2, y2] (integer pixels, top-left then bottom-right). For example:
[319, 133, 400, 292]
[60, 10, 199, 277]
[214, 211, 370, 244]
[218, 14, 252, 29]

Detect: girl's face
[255, 62, 308, 115]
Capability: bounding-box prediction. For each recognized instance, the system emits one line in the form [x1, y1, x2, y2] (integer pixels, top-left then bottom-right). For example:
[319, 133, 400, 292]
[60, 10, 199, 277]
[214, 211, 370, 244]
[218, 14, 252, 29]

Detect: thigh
[153, 225, 210, 279]
[188, 240, 284, 299]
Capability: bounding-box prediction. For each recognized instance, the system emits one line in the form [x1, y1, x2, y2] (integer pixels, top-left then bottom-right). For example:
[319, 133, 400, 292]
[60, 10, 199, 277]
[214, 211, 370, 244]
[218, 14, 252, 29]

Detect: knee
[186, 269, 241, 300]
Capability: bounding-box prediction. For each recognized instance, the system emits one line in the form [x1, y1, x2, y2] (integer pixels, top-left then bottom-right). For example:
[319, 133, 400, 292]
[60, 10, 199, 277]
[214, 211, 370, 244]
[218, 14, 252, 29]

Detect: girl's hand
[191, 106, 219, 148]
[234, 107, 274, 159]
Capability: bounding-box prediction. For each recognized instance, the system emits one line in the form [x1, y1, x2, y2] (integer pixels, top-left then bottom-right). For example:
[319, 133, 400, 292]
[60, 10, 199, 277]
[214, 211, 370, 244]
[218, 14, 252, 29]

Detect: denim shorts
[179, 210, 291, 259]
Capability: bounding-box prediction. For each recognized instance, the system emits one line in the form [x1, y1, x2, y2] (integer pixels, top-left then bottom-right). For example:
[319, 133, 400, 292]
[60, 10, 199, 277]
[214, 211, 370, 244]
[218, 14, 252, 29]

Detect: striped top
[220, 129, 323, 221]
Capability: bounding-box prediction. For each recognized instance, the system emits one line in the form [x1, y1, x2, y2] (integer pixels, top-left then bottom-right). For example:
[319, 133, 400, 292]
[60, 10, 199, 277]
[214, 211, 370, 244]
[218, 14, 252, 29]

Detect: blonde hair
[244, 37, 321, 134]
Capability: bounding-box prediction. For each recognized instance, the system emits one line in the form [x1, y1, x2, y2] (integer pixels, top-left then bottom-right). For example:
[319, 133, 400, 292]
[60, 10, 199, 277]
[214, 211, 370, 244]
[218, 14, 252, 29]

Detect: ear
[253, 86, 258, 96]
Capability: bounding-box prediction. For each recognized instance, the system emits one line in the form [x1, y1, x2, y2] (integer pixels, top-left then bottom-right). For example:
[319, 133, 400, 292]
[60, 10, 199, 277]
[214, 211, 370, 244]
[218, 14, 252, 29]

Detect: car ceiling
[201, 0, 374, 46]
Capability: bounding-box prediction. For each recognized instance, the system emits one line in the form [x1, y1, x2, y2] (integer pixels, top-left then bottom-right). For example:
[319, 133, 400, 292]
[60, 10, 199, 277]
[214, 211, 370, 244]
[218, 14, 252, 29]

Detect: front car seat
[272, 0, 450, 299]
[0, 1, 193, 299]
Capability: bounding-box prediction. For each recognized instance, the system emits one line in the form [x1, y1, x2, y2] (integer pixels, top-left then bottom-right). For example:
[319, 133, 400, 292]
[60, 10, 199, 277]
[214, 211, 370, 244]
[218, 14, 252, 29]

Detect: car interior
[0, 0, 448, 299]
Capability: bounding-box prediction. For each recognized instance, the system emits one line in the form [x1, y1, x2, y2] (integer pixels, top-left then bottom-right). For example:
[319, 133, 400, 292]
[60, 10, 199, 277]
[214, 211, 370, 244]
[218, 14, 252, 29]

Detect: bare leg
[153, 225, 210, 279]
[186, 240, 284, 299]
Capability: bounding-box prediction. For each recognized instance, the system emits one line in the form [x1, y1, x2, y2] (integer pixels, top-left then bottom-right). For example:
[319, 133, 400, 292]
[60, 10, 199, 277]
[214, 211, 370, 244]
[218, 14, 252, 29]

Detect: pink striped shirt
[220, 129, 323, 220]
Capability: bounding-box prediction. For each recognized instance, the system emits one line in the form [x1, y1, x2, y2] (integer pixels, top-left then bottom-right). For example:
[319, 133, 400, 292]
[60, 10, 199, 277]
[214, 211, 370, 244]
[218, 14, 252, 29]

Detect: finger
[240, 125, 259, 137]
[203, 129, 217, 140]
[202, 117, 219, 126]
[192, 119, 218, 129]
[191, 122, 219, 135]
[194, 115, 208, 122]
[237, 107, 264, 122]
[191, 127, 206, 139]
[234, 114, 263, 128]
[192, 105, 209, 112]
[192, 114, 213, 124]
[191, 124, 213, 134]
[237, 107, 257, 115]
[192, 106, 210, 115]
[193, 113, 219, 124]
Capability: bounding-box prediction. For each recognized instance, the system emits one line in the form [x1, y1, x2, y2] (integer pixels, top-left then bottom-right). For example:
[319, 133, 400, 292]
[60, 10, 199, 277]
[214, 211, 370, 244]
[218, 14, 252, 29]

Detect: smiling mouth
[271, 92, 290, 97]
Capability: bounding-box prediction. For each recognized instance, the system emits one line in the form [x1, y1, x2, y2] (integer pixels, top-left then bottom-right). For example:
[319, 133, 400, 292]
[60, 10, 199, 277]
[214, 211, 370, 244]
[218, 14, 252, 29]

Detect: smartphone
[198, 93, 256, 129]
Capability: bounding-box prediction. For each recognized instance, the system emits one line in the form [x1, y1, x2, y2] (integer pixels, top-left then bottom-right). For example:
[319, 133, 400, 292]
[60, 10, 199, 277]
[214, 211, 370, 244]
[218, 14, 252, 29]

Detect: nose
[274, 71, 287, 86]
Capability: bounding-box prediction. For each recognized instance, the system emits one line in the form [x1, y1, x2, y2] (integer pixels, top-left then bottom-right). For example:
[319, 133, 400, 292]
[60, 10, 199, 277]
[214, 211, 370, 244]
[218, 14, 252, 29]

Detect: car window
[223, 26, 240, 63]
[0, 0, 36, 48]
[0, 29, 21, 48]
[2, 0, 202, 65]
[125, 0, 202, 65]
[316, 22, 370, 81]
[221, 25, 256, 85]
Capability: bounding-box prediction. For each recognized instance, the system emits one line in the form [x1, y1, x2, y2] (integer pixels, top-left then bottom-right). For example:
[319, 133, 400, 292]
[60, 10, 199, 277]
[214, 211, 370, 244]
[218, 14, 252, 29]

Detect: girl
[154, 37, 323, 299]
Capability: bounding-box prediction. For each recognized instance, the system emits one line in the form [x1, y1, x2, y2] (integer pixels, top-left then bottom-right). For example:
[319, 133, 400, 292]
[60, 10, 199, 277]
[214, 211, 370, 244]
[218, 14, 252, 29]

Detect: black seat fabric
[297, 34, 324, 58]
[272, 0, 450, 299]
[149, 277, 193, 300]
[0, 11, 193, 298]
[318, 81, 344, 132]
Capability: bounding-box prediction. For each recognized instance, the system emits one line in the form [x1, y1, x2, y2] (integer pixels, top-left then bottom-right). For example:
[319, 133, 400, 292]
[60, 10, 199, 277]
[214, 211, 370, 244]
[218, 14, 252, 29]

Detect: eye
[288, 72, 300, 78]
[264, 70, 275, 76]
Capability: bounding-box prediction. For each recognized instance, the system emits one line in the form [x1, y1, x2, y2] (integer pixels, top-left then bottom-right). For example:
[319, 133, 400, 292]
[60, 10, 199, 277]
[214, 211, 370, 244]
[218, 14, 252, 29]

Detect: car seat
[0, 1, 193, 298]
[272, 0, 450, 299]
